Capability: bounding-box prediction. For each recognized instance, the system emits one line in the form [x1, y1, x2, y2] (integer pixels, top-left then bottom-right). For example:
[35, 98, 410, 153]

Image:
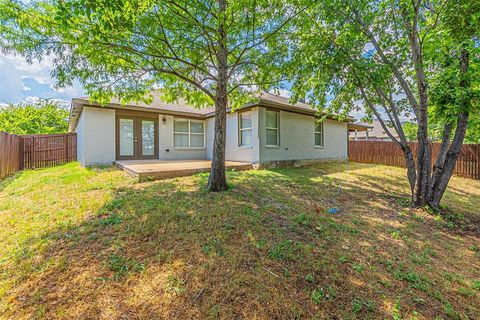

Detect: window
[239, 112, 252, 146]
[315, 121, 324, 147]
[174, 119, 205, 148]
[266, 110, 279, 146]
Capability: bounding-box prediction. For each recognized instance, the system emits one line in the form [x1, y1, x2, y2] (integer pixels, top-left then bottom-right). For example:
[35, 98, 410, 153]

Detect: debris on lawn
[263, 266, 279, 278]
[192, 288, 205, 304]
[328, 207, 341, 214]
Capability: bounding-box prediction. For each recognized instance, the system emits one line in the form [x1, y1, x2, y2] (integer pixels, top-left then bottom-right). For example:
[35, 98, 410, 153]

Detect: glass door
[116, 116, 158, 160]
[118, 118, 136, 160]
[140, 119, 156, 159]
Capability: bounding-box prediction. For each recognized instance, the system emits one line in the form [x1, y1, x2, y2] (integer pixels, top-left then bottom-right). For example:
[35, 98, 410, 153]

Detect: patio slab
[115, 159, 253, 181]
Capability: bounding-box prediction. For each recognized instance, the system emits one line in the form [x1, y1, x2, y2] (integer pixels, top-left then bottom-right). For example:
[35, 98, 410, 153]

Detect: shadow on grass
[0, 171, 22, 193]
[3, 162, 480, 319]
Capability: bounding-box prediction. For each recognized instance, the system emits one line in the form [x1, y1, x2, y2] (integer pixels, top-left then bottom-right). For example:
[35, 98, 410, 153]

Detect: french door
[116, 116, 158, 160]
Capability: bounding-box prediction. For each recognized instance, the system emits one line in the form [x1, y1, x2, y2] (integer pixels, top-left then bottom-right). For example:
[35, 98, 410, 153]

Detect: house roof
[347, 122, 373, 132]
[68, 91, 353, 132]
[349, 120, 400, 139]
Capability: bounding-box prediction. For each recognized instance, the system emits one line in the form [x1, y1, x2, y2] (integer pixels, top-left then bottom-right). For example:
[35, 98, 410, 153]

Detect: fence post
[19, 136, 24, 170]
[64, 134, 68, 163]
[32, 135, 35, 169]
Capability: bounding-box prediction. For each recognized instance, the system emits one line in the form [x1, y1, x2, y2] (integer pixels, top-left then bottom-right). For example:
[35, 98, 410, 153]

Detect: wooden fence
[22, 133, 77, 169]
[0, 132, 23, 179]
[349, 141, 480, 180]
[0, 132, 76, 179]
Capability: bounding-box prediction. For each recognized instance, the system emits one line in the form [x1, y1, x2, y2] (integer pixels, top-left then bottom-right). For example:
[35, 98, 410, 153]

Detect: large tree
[287, 0, 479, 209]
[0, 99, 69, 134]
[0, 0, 298, 191]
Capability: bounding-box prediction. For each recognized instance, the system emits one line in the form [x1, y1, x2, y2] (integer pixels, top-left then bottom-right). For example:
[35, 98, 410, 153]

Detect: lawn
[0, 162, 479, 319]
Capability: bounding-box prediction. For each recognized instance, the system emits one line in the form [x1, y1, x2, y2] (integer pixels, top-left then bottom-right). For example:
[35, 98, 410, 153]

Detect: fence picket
[349, 141, 480, 180]
[0, 132, 77, 179]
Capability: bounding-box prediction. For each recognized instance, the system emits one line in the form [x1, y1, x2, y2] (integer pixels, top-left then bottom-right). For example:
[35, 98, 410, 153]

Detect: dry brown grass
[0, 162, 479, 319]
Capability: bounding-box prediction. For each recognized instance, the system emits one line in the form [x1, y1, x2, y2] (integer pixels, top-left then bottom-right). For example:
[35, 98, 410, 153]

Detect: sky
[0, 52, 368, 120]
[0, 53, 84, 106]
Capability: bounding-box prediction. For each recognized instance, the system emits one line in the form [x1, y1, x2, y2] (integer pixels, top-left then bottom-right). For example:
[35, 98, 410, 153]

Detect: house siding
[207, 108, 260, 164]
[75, 111, 85, 165]
[74, 105, 348, 167]
[76, 106, 116, 166]
[158, 114, 207, 160]
[258, 107, 348, 164]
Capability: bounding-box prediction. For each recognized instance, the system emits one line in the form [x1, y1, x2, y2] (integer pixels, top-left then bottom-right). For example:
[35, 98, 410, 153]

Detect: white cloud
[24, 96, 41, 104]
[0, 53, 84, 104]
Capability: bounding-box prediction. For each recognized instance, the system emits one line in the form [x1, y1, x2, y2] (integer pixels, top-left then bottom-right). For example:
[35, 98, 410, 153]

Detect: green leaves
[1, 0, 295, 107]
[0, 99, 69, 134]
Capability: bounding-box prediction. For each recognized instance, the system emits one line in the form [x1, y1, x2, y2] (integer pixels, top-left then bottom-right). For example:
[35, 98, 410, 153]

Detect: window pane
[266, 111, 278, 128]
[190, 134, 204, 147]
[190, 121, 204, 134]
[315, 133, 323, 146]
[241, 129, 252, 146]
[266, 128, 278, 146]
[142, 120, 155, 156]
[174, 120, 189, 132]
[315, 122, 323, 133]
[119, 118, 134, 156]
[240, 113, 252, 129]
[174, 133, 189, 147]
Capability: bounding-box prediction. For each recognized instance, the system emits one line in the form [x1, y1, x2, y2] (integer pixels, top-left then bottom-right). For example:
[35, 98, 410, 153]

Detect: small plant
[325, 286, 337, 299]
[352, 298, 374, 315]
[311, 288, 325, 305]
[469, 245, 480, 254]
[268, 239, 294, 261]
[106, 253, 145, 281]
[392, 264, 430, 292]
[391, 300, 402, 320]
[395, 197, 411, 207]
[294, 213, 313, 227]
[208, 305, 220, 319]
[166, 275, 185, 295]
[305, 273, 315, 283]
[472, 280, 480, 291]
[457, 286, 475, 297]
[310, 286, 336, 305]
[338, 255, 348, 263]
[352, 263, 364, 273]
[202, 238, 225, 257]
[99, 213, 122, 226]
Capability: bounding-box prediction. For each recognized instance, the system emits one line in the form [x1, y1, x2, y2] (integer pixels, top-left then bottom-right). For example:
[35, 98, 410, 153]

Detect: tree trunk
[402, 145, 417, 199]
[207, 0, 228, 192]
[207, 96, 228, 191]
[429, 122, 453, 191]
[407, 8, 431, 207]
[428, 49, 470, 209]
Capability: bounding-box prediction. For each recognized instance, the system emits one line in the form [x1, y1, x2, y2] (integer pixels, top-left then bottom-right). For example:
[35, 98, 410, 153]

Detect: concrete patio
[115, 159, 253, 181]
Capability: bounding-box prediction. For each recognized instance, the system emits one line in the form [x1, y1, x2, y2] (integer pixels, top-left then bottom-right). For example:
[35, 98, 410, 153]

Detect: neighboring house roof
[349, 120, 399, 140]
[347, 122, 373, 132]
[68, 91, 352, 132]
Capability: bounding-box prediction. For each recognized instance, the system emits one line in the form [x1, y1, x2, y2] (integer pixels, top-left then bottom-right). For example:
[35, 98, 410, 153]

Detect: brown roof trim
[68, 99, 205, 132]
[69, 97, 353, 132]
[205, 102, 351, 122]
[348, 123, 374, 132]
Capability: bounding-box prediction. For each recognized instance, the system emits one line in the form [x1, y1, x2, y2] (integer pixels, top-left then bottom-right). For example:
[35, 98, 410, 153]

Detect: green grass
[0, 161, 479, 319]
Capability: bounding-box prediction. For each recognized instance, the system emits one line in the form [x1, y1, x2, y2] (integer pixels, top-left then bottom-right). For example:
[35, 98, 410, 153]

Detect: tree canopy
[286, 0, 479, 208]
[0, 99, 69, 134]
[0, 0, 294, 107]
[0, 0, 299, 190]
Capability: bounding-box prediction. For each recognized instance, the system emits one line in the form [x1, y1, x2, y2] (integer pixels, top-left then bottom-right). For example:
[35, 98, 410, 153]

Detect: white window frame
[173, 118, 205, 149]
[265, 110, 280, 147]
[239, 111, 253, 147]
[315, 121, 324, 148]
